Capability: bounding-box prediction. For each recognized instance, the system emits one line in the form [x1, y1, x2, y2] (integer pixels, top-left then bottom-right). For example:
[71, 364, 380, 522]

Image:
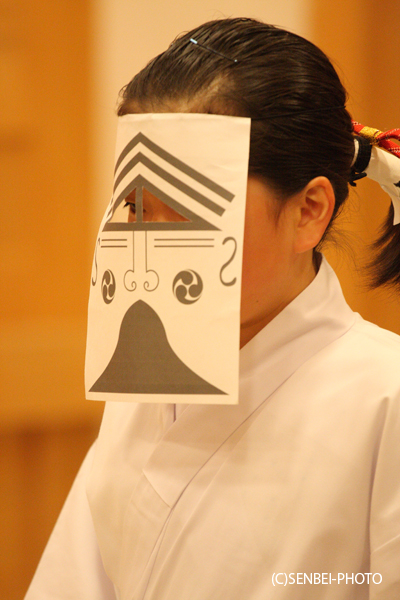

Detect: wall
[1, 1, 101, 598]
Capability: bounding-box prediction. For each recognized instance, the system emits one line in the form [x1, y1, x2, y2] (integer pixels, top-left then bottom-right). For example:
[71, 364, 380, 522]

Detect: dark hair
[370, 204, 400, 289]
[118, 17, 399, 289]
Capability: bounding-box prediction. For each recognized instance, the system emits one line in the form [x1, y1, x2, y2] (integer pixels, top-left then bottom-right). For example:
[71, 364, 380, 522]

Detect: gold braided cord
[358, 126, 382, 145]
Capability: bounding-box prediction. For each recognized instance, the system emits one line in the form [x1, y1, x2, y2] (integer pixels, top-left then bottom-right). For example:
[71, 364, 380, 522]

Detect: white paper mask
[85, 114, 250, 404]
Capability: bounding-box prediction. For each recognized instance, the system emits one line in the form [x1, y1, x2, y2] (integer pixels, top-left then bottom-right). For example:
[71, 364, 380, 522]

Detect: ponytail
[370, 204, 400, 289]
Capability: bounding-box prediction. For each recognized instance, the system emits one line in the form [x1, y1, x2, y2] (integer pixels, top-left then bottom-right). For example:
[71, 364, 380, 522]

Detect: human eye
[123, 200, 136, 214]
[123, 200, 137, 222]
[123, 188, 138, 222]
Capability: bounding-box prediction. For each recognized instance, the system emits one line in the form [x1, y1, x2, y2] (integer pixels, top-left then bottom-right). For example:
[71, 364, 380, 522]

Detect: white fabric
[24, 444, 117, 600]
[365, 146, 400, 225]
[25, 258, 400, 599]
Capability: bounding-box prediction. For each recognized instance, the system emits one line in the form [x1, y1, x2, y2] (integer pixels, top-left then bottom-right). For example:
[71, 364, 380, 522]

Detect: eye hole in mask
[121, 188, 190, 223]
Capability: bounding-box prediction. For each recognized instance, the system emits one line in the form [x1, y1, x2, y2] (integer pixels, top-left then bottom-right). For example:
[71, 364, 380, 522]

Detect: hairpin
[189, 38, 238, 63]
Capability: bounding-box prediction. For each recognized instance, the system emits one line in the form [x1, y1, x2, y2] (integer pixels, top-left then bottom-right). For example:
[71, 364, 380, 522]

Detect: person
[25, 18, 400, 600]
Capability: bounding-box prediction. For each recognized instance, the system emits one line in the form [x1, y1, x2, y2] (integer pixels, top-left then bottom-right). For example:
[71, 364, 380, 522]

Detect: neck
[240, 252, 317, 349]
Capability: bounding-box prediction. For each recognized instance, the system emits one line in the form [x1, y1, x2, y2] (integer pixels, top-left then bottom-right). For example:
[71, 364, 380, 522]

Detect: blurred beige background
[1, 1, 399, 598]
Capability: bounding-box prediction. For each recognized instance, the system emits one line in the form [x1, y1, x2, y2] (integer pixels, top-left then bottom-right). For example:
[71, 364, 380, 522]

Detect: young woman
[25, 18, 400, 600]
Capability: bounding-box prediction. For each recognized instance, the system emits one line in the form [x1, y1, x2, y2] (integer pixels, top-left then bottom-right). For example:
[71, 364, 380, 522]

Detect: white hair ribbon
[352, 121, 400, 225]
[365, 146, 400, 225]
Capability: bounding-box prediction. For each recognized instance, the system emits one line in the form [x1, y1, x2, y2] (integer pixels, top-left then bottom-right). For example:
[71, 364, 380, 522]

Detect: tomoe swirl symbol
[173, 270, 203, 304]
[102, 270, 116, 304]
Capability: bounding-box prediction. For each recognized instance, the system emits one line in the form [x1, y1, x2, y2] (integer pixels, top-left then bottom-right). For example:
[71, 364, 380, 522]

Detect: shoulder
[348, 313, 400, 365]
[314, 313, 400, 403]
[353, 312, 400, 348]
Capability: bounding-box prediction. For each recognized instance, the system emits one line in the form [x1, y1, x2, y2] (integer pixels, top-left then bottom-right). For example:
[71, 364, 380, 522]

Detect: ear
[292, 176, 335, 254]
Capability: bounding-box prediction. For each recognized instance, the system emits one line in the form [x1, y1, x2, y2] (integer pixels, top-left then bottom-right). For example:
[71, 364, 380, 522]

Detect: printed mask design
[85, 114, 251, 404]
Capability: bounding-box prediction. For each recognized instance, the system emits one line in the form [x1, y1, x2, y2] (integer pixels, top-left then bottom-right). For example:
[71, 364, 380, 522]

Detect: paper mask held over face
[85, 114, 251, 404]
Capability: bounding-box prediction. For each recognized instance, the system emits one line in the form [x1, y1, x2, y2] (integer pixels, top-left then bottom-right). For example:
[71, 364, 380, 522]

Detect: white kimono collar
[143, 257, 357, 507]
[240, 255, 355, 380]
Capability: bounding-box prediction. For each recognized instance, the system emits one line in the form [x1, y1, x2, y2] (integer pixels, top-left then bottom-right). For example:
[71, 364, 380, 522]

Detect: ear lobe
[294, 176, 335, 253]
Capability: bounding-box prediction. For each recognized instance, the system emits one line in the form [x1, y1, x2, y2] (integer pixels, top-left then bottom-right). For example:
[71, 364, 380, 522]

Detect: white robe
[25, 259, 400, 600]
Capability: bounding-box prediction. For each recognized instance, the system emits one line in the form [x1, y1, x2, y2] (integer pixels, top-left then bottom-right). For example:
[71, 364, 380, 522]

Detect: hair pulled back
[118, 18, 399, 289]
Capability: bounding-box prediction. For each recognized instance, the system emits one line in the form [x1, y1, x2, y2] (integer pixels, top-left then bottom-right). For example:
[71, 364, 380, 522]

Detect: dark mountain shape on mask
[90, 300, 225, 395]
